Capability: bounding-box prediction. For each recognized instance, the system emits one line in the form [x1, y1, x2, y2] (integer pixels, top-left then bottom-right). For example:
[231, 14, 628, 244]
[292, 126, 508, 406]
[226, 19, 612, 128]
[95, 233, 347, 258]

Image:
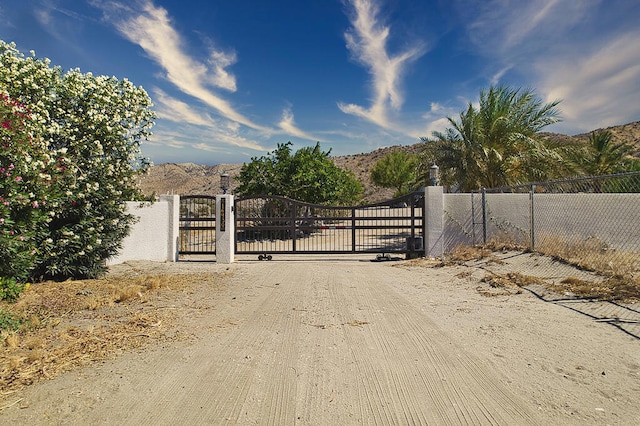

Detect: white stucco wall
[106, 195, 180, 265]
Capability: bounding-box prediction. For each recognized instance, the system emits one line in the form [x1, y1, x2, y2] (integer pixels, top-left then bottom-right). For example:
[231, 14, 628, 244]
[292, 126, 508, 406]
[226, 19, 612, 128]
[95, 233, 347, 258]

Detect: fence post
[529, 184, 535, 251]
[216, 194, 235, 263]
[481, 188, 487, 244]
[424, 186, 444, 258]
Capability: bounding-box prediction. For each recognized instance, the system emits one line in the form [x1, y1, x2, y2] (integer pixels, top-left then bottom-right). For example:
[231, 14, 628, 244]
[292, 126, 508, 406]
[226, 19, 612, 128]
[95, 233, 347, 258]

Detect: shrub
[0, 40, 156, 281]
[0, 94, 62, 281]
[0, 276, 25, 302]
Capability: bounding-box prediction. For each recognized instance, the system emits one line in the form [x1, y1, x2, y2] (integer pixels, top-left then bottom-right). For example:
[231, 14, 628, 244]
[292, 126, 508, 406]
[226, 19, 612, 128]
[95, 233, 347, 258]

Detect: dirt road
[4, 257, 639, 425]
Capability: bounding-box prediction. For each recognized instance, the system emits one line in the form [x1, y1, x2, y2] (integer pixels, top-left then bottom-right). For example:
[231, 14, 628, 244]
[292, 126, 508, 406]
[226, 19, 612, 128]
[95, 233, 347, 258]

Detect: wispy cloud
[451, 0, 640, 133]
[32, 2, 97, 58]
[151, 88, 266, 152]
[460, 0, 599, 59]
[278, 108, 317, 141]
[94, 0, 269, 132]
[338, 0, 425, 129]
[153, 88, 214, 127]
[536, 29, 640, 133]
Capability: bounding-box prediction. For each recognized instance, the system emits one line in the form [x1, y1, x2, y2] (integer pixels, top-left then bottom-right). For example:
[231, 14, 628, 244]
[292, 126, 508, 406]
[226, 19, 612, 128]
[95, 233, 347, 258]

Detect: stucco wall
[106, 195, 179, 265]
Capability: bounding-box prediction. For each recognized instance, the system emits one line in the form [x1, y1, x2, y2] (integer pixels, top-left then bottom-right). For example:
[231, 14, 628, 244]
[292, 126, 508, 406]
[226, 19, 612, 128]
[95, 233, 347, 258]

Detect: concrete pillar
[424, 186, 444, 258]
[159, 194, 180, 262]
[216, 194, 235, 263]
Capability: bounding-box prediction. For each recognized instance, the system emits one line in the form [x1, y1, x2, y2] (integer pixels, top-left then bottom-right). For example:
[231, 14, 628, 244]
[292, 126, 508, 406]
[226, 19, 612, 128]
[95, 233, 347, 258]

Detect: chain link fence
[440, 172, 640, 336]
[442, 172, 640, 293]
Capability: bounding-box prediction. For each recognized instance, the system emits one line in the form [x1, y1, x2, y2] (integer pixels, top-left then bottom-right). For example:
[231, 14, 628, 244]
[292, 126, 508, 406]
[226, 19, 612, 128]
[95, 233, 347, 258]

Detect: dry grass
[475, 272, 536, 297]
[440, 240, 519, 266]
[535, 235, 639, 299]
[536, 235, 639, 277]
[549, 275, 640, 301]
[0, 273, 217, 397]
[430, 237, 639, 302]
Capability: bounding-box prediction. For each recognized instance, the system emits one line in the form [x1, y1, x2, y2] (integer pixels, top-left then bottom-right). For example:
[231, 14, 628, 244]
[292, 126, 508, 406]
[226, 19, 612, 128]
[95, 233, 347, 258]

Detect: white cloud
[149, 121, 266, 155]
[153, 88, 214, 127]
[489, 65, 513, 86]
[411, 103, 458, 139]
[95, 0, 269, 132]
[536, 29, 640, 133]
[207, 50, 237, 92]
[278, 108, 317, 141]
[461, 0, 599, 58]
[151, 87, 268, 152]
[338, 0, 425, 129]
[449, 0, 640, 133]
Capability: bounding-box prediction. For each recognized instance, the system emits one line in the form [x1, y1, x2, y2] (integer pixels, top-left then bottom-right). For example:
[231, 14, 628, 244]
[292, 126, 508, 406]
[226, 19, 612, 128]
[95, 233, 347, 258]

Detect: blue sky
[1, 0, 639, 165]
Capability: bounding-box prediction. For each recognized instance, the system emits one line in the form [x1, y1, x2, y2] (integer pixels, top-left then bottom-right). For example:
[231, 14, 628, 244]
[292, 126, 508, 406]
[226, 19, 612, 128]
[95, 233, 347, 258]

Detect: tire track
[293, 263, 361, 424]
[253, 265, 305, 425]
[122, 265, 292, 425]
[329, 263, 538, 425]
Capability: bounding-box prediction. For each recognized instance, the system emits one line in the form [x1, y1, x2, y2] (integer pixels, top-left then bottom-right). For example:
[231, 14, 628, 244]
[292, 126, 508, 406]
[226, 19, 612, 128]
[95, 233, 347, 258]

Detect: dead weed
[476, 272, 534, 297]
[0, 273, 219, 397]
[548, 275, 640, 301]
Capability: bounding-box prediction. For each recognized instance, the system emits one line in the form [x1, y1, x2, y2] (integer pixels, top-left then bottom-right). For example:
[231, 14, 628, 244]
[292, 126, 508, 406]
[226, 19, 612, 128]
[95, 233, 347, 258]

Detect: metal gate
[234, 191, 424, 257]
[179, 195, 216, 254]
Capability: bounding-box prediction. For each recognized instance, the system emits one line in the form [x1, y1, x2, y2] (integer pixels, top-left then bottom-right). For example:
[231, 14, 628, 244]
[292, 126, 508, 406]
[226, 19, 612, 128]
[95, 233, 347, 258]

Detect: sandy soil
[2, 254, 639, 425]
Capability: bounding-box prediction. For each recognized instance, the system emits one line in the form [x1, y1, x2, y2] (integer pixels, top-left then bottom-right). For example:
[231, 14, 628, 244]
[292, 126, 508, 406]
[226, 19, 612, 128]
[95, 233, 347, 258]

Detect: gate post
[216, 194, 235, 263]
[160, 194, 180, 262]
[424, 186, 444, 258]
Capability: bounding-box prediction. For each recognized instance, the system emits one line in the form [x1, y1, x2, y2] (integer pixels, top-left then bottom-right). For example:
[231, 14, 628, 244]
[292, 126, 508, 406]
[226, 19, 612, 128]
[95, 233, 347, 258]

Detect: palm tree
[420, 85, 562, 191]
[581, 130, 635, 176]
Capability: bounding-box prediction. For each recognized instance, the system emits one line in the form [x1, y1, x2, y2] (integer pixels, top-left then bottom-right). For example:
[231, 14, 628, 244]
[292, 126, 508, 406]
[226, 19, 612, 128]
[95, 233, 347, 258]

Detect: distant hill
[139, 121, 640, 203]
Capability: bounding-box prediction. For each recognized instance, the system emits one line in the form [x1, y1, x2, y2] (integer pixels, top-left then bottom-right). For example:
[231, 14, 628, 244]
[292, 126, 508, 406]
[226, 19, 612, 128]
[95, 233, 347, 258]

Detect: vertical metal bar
[481, 188, 487, 245]
[233, 198, 238, 253]
[291, 199, 297, 253]
[530, 184, 535, 251]
[409, 196, 416, 253]
[351, 207, 356, 252]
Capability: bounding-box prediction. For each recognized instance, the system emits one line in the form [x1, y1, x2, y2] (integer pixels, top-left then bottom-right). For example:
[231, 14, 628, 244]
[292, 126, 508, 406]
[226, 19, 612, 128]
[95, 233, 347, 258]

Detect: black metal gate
[234, 191, 424, 257]
[179, 195, 216, 255]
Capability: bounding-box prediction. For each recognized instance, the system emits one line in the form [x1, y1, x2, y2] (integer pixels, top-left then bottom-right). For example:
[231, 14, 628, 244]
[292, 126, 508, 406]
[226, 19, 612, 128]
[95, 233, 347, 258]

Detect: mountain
[138, 121, 640, 202]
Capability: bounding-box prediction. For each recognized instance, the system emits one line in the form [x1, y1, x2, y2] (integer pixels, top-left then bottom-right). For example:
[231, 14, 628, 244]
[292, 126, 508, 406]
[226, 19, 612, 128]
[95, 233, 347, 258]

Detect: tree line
[239, 85, 639, 201]
[377, 85, 639, 194]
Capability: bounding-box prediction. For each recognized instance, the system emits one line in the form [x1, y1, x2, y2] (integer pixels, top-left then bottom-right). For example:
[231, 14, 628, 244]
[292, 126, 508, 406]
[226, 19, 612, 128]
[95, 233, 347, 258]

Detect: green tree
[370, 150, 419, 197]
[0, 40, 155, 280]
[578, 130, 636, 176]
[420, 85, 562, 191]
[236, 142, 363, 204]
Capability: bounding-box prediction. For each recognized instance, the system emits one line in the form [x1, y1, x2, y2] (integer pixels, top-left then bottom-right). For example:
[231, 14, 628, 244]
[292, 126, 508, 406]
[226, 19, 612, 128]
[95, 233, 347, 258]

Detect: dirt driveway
[3, 256, 640, 425]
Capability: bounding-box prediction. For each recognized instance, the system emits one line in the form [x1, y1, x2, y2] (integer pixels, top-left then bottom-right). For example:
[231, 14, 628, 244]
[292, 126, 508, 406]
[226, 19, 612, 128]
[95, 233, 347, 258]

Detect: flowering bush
[0, 40, 155, 280]
[0, 94, 58, 282]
